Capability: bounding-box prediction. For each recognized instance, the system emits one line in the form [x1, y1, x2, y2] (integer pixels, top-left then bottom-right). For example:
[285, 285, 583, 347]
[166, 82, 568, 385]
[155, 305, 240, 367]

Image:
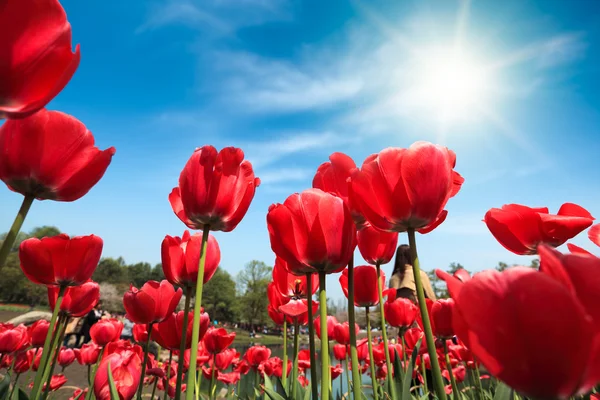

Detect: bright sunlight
[412, 47, 490, 123]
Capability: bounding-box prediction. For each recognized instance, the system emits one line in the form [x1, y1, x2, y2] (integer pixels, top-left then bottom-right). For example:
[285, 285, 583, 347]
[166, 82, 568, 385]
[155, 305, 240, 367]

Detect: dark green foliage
[203, 268, 239, 323]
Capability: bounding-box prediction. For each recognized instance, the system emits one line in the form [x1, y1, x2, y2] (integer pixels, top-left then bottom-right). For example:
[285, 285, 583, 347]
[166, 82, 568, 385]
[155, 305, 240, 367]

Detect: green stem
[195, 370, 201, 400]
[9, 374, 20, 400]
[150, 376, 159, 400]
[176, 286, 192, 400]
[41, 315, 67, 400]
[0, 195, 34, 272]
[365, 307, 378, 400]
[291, 320, 300, 400]
[407, 228, 447, 400]
[306, 273, 318, 400]
[345, 354, 351, 400]
[401, 335, 407, 368]
[473, 363, 483, 400]
[84, 346, 105, 400]
[164, 351, 173, 400]
[444, 341, 459, 400]
[137, 323, 154, 400]
[318, 272, 330, 400]
[282, 319, 288, 391]
[420, 355, 428, 396]
[210, 354, 217, 400]
[30, 285, 66, 399]
[186, 224, 210, 400]
[346, 256, 361, 399]
[376, 263, 397, 400]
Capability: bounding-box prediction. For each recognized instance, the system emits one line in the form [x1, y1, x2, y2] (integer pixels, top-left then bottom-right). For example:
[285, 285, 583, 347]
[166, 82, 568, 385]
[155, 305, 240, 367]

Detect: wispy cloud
[137, 0, 292, 34]
[257, 167, 313, 185]
[243, 131, 358, 168]
[213, 51, 364, 113]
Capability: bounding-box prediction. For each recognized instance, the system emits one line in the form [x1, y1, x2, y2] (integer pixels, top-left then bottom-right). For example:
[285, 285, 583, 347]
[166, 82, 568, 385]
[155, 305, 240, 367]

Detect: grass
[231, 328, 285, 346]
[0, 303, 48, 313]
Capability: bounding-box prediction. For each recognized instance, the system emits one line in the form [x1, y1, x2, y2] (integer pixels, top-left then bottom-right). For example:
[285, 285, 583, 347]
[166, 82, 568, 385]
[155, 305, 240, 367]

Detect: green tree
[93, 257, 128, 284]
[236, 260, 272, 329]
[203, 268, 238, 323]
[128, 262, 153, 287]
[29, 226, 61, 238]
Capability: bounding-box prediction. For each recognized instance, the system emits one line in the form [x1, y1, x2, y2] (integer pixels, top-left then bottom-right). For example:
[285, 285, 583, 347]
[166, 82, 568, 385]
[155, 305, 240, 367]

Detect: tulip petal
[590, 224, 600, 248]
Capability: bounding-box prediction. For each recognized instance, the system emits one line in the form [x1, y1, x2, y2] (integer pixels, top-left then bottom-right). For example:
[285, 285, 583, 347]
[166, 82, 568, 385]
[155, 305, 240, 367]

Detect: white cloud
[257, 167, 313, 184]
[213, 52, 364, 113]
[137, 0, 292, 34]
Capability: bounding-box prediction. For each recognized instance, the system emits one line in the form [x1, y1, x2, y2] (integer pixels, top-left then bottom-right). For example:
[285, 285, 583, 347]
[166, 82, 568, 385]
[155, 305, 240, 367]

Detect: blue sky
[2, 0, 600, 300]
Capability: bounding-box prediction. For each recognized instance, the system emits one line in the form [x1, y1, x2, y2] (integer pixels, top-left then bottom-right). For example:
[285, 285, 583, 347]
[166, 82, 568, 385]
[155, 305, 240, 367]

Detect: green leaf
[275, 376, 288, 398]
[13, 388, 28, 400]
[493, 382, 513, 400]
[263, 373, 289, 400]
[402, 338, 422, 400]
[0, 376, 9, 400]
[107, 361, 120, 400]
[392, 348, 404, 396]
[302, 382, 310, 400]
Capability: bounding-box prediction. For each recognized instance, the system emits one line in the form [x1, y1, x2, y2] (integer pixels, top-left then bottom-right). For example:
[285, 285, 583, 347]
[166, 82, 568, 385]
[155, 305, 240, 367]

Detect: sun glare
[412, 48, 490, 123]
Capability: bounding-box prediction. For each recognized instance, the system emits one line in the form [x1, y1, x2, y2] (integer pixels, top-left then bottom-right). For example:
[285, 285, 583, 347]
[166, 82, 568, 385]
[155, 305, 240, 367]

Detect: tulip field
[1, 1, 600, 400]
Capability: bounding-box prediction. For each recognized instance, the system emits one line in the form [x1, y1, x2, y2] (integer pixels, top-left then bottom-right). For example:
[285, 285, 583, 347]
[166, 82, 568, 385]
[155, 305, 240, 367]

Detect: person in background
[63, 317, 83, 348]
[388, 244, 437, 302]
[121, 314, 134, 341]
[79, 301, 103, 347]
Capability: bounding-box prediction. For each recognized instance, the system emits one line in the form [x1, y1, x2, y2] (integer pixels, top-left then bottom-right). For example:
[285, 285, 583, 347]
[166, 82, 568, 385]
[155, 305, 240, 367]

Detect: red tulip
[313, 315, 338, 340]
[42, 374, 68, 392]
[0, 323, 30, 353]
[69, 388, 88, 400]
[567, 243, 594, 256]
[201, 365, 217, 380]
[132, 324, 148, 343]
[104, 340, 143, 358]
[430, 299, 454, 338]
[384, 293, 418, 330]
[0, 110, 115, 200]
[0, 0, 80, 118]
[373, 342, 396, 366]
[349, 142, 463, 233]
[48, 281, 100, 317]
[94, 350, 142, 400]
[153, 311, 209, 350]
[273, 257, 318, 298]
[261, 357, 291, 379]
[333, 344, 347, 361]
[215, 348, 238, 371]
[484, 203, 594, 255]
[340, 265, 385, 307]
[333, 322, 359, 345]
[14, 349, 35, 373]
[91, 319, 123, 347]
[58, 347, 76, 368]
[298, 349, 311, 370]
[403, 328, 426, 355]
[356, 338, 369, 362]
[218, 371, 241, 385]
[161, 230, 220, 288]
[203, 328, 235, 354]
[267, 304, 286, 326]
[123, 280, 182, 325]
[278, 299, 317, 320]
[183, 343, 210, 370]
[28, 320, 50, 347]
[357, 224, 398, 265]
[19, 234, 103, 286]
[331, 364, 344, 380]
[298, 374, 309, 388]
[74, 343, 101, 365]
[443, 365, 466, 384]
[244, 345, 271, 369]
[448, 246, 600, 399]
[449, 343, 476, 369]
[234, 359, 250, 375]
[0, 355, 13, 369]
[267, 188, 357, 275]
[312, 152, 366, 228]
[590, 223, 600, 247]
[169, 146, 260, 232]
[267, 281, 289, 310]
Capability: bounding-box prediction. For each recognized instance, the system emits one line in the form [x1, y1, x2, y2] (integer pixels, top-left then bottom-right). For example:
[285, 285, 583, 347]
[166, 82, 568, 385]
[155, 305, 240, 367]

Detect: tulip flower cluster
[2, 1, 600, 400]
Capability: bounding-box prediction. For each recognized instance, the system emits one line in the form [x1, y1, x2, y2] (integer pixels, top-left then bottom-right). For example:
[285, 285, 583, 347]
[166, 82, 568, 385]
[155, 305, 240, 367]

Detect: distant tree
[236, 260, 272, 329]
[128, 262, 153, 287]
[0, 231, 29, 253]
[496, 262, 510, 272]
[29, 226, 61, 239]
[203, 268, 238, 323]
[93, 257, 128, 284]
[530, 259, 539, 269]
[99, 283, 124, 313]
[149, 263, 165, 281]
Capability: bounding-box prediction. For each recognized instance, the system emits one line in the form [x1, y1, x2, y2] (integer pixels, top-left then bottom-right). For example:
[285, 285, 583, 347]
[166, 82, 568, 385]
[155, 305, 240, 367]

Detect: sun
[411, 47, 491, 124]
